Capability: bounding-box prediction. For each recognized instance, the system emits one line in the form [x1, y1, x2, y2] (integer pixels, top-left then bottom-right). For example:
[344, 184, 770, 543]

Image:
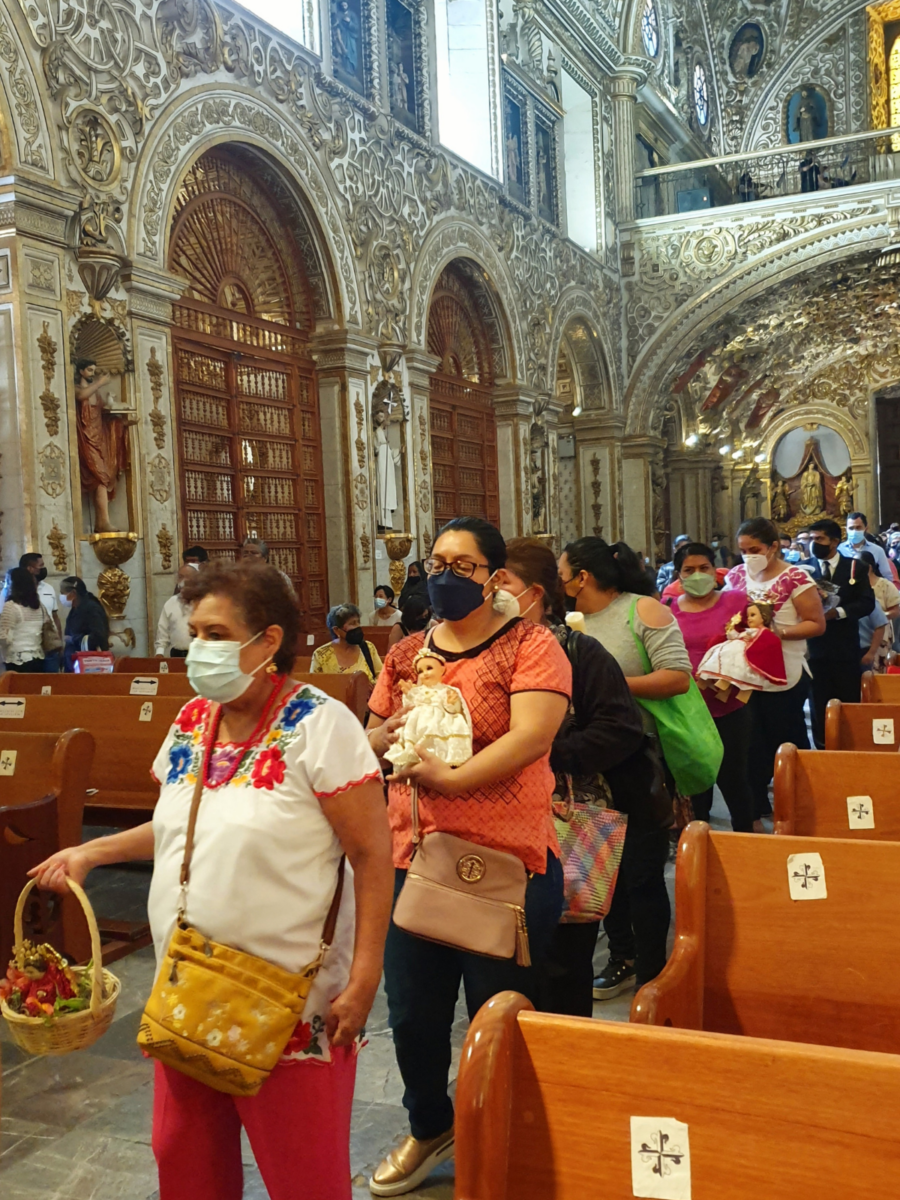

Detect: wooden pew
[773, 742, 900, 839]
[298, 672, 372, 725]
[361, 625, 392, 657]
[861, 670, 900, 702]
[0, 729, 94, 962]
[292, 655, 312, 674]
[824, 698, 900, 751]
[0, 672, 195, 697]
[114, 655, 187, 673]
[632, 822, 900, 1054]
[455, 990, 900, 1200]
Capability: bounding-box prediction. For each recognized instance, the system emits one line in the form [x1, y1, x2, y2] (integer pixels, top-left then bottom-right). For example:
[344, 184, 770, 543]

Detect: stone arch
[762, 405, 868, 465]
[625, 210, 891, 437]
[0, 9, 53, 175]
[548, 289, 619, 412]
[408, 219, 522, 383]
[128, 86, 358, 327]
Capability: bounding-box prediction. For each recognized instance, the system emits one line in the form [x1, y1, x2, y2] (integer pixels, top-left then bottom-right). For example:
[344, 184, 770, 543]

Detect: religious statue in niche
[770, 476, 790, 523]
[729, 23, 764, 80]
[75, 358, 136, 533]
[740, 465, 763, 520]
[387, 0, 417, 129]
[800, 459, 824, 515]
[786, 86, 828, 144]
[535, 122, 555, 222]
[504, 94, 527, 204]
[834, 468, 854, 517]
[331, 0, 364, 93]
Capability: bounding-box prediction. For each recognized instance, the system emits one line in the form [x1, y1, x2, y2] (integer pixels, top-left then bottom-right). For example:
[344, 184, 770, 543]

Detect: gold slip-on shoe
[369, 1126, 455, 1197]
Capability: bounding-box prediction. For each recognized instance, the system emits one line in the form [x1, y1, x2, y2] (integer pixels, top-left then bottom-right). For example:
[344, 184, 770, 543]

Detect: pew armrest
[631, 936, 702, 1028]
[455, 990, 533, 1200]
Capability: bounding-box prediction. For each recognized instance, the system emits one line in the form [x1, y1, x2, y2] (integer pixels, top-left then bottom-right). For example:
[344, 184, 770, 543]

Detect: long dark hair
[7, 567, 39, 610]
[563, 537, 654, 597]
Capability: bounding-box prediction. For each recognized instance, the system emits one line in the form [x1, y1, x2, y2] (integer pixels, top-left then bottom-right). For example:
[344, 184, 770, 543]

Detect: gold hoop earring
[266, 661, 278, 675]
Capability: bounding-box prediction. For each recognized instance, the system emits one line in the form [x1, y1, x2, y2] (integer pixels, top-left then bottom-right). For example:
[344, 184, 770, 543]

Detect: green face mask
[681, 571, 717, 598]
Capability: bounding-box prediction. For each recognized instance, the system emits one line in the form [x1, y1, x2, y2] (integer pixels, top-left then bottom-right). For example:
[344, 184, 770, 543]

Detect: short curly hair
[180, 559, 299, 673]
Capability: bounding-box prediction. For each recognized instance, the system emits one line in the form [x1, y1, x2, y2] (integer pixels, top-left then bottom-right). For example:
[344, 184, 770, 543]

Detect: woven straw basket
[1, 877, 120, 1055]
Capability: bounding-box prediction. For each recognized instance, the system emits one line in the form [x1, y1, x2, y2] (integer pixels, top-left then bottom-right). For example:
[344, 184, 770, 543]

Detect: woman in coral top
[366, 517, 571, 1196]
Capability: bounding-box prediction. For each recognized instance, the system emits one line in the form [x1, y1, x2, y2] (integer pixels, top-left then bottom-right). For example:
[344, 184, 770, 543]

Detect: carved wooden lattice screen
[172, 309, 328, 636]
[427, 265, 500, 527]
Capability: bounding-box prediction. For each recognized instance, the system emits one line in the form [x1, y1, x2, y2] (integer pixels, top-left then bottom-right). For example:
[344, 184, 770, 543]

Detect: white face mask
[186, 631, 271, 704]
[743, 552, 769, 579]
[489, 575, 540, 621]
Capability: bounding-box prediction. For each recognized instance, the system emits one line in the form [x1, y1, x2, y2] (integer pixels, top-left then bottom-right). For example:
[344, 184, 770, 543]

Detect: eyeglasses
[423, 557, 489, 579]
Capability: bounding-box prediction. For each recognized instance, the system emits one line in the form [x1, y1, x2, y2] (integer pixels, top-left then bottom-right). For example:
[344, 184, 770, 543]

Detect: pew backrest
[361, 626, 392, 657]
[774, 742, 900, 839]
[824, 698, 900, 751]
[455, 990, 900, 1200]
[114, 656, 187, 673]
[860, 670, 900, 702]
[0, 672, 195, 697]
[291, 672, 371, 725]
[634, 822, 900, 1054]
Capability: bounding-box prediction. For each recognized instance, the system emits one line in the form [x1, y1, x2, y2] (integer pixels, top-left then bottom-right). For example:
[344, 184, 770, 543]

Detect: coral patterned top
[369, 620, 572, 874]
[148, 684, 381, 1063]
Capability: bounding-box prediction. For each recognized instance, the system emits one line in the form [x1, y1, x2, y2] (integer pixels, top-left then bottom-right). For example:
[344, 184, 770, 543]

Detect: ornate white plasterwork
[547, 286, 621, 410]
[0, 7, 51, 172]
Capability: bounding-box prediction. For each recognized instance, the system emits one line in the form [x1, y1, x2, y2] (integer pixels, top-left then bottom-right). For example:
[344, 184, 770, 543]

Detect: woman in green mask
[671, 542, 754, 832]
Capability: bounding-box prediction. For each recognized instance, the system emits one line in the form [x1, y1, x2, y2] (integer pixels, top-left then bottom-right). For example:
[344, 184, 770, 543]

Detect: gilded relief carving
[38, 442, 67, 498]
[156, 523, 173, 571]
[354, 394, 366, 469]
[148, 454, 171, 503]
[146, 347, 166, 450]
[37, 321, 61, 437]
[47, 522, 68, 572]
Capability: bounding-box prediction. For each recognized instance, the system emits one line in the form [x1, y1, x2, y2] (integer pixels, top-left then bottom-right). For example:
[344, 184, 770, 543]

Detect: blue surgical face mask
[374, 597, 387, 609]
[187, 631, 270, 704]
[848, 529, 866, 545]
[427, 571, 486, 622]
[784, 550, 801, 563]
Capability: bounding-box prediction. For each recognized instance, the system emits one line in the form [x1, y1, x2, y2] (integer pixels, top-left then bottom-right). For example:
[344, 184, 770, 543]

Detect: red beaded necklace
[200, 674, 298, 789]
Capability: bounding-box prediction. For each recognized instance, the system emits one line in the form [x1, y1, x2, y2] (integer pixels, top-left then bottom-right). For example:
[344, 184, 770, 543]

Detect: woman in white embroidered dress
[30, 561, 394, 1200]
[724, 517, 825, 829]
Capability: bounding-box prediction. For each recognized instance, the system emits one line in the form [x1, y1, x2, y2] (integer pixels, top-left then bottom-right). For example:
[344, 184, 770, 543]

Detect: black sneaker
[592, 959, 636, 1000]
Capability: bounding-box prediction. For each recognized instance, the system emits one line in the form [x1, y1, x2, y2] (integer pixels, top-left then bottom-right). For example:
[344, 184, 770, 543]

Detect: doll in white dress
[384, 648, 473, 770]
[696, 600, 787, 703]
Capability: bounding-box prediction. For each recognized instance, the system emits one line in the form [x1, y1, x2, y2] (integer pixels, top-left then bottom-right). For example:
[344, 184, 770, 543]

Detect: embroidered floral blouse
[148, 684, 381, 1063]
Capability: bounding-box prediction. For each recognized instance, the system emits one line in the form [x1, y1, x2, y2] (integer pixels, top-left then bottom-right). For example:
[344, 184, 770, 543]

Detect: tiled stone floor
[0, 800, 740, 1199]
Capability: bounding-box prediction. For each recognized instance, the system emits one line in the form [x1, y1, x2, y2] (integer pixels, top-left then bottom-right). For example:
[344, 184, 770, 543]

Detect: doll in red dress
[696, 600, 787, 703]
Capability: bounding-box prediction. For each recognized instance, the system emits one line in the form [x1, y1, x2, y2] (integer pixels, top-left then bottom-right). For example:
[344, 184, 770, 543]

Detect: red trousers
[152, 1047, 357, 1200]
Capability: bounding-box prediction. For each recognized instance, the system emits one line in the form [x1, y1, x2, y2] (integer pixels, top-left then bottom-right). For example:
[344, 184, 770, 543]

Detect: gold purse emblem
[456, 854, 486, 883]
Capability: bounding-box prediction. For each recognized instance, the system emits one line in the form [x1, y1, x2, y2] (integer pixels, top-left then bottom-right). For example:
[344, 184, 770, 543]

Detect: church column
[404, 349, 441, 562]
[610, 69, 645, 224]
[622, 434, 666, 563]
[311, 330, 380, 612]
[539, 393, 565, 544]
[573, 415, 626, 543]
[667, 449, 720, 543]
[494, 386, 540, 538]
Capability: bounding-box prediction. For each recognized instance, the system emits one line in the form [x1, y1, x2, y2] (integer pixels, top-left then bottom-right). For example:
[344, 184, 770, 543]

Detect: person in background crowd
[21, 552, 62, 672]
[0, 566, 46, 672]
[182, 545, 209, 565]
[726, 518, 824, 827]
[31, 560, 394, 1200]
[795, 529, 812, 559]
[803, 519, 875, 749]
[857, 547, 900, 661]
[558, 537, 689, 1002]
[710, 534, 733, 570]
[398, 561, 428, 609]
[502, 538, 669, 1017]
[312, 603, 382, 683]
[779, 534, 793, 558]
[60, 576, 110, 669]
[155, 564, 197, 658]
[671, 543, 754, 833]
[366, 518, 570, 1196]
[240, 536, 296, 594]
[858, 587, 890, 673]
[840, 512, 897, 582]
[387, 595, 432, 649]
[655, 534, 691, 594]
[370, 585, 402, 627]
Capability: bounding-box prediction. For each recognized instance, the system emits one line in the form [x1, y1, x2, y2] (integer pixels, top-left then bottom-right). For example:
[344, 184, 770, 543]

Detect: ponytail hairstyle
[563, 537, 654, 597]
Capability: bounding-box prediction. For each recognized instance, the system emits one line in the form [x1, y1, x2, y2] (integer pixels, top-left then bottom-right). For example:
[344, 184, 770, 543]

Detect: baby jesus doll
[384, 648, 474, 771]
[696, 600, 787, 704]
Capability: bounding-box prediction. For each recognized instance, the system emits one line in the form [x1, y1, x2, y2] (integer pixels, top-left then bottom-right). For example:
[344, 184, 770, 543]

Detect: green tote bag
[627, 599, 723, 796]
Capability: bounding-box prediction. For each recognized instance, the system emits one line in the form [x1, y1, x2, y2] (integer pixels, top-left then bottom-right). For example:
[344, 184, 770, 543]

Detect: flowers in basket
[0, 940, 96, 1021]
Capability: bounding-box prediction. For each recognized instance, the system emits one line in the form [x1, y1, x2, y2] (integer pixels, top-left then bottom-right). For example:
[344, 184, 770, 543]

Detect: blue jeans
[43, 651, 61, 673]
[383, 852, 563, 1140]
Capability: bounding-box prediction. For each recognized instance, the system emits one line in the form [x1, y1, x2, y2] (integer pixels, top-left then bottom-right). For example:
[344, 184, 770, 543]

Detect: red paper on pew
[73, 652, 115, 674]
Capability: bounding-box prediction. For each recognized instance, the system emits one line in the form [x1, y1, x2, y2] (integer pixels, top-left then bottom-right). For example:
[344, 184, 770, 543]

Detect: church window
[641, 0, 659, 59]
[561, 70, 596, 252]
[434, 0, 500, 177]
[238, 0, 320, 54]
[693, 62, 709, 127]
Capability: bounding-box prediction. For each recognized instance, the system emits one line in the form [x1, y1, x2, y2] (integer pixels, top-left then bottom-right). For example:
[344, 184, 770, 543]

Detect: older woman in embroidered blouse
[30, 561, 394, 1200]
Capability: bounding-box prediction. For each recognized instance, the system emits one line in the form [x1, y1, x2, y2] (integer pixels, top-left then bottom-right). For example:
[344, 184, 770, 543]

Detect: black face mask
[344, 626, 365, 646]
[811, 542, 832, 560]
[36, 568, 47, 582]
[564, 592, 577, 612]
